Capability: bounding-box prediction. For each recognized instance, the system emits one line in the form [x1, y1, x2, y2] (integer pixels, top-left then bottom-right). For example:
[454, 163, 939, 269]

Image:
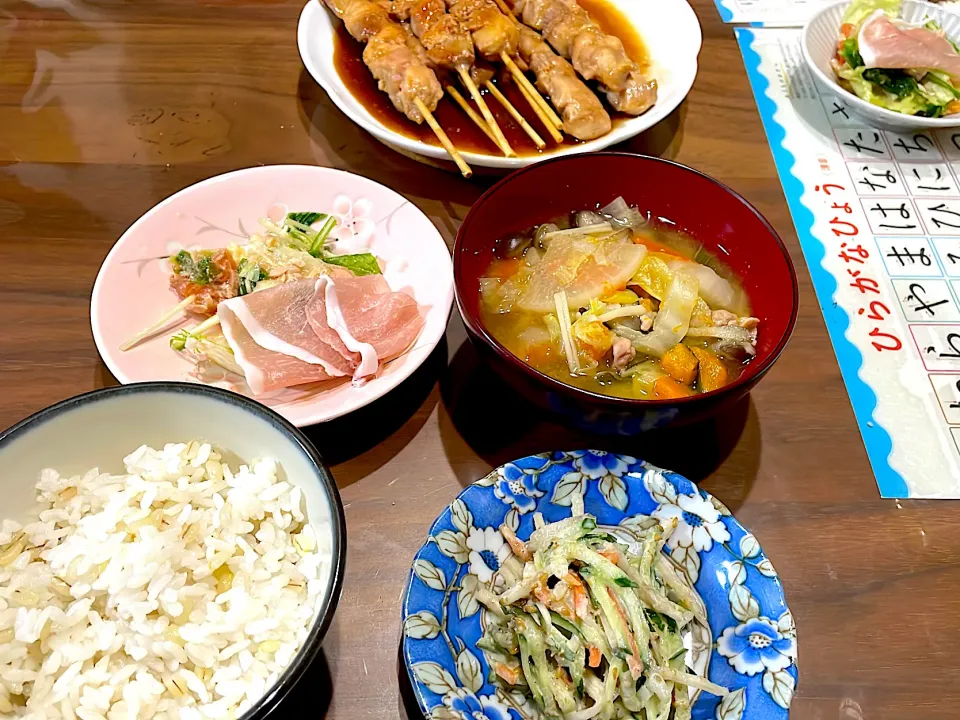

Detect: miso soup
[478, 197, 758, 400]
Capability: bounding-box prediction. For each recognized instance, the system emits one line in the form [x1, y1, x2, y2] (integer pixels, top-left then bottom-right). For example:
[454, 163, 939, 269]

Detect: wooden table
[1, 1, 955, 718]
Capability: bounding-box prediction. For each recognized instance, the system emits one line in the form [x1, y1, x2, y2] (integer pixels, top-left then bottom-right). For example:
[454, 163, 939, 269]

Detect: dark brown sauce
[331, 0, 650, 157]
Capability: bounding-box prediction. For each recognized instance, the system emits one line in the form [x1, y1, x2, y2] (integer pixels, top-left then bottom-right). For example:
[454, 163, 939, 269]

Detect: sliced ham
[859, 9, 960, 78]
[311, 276, 379, 378]
[308, 275, 424, 364]
[216, 275, 423, 396]
[218, 303, 336, 395]
[219, 279, 357, 376]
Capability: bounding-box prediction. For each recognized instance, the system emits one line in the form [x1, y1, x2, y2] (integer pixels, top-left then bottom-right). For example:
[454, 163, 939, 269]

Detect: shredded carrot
[607, 587, 644, 678]
[495, 663, 521, 685]
[565, 571, 584, 588]
[631, 231, 686, 259]
[571, 584, 589, 619]
[598, 548, 621, 564]
[840, 22, 856, 39]
[486, 258, 523, 281]
[588, 646, 602, 667]
[626, 655, 645, 680]
[534, 584, 553, 606]
[947, 100, 960, 115]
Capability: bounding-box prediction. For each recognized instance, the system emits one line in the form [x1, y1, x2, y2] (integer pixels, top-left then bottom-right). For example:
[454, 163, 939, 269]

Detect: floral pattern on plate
[402, 451, 798, 720]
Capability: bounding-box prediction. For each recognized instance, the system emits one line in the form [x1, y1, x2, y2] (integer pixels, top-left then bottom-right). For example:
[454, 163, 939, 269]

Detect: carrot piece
[689, 346, 730, 393]
[525, 342, 554, 367]
[532, 576, 556, 607]
[571, 583, 589, 619]
[598, 548, 620, 564]
[840, 22, 856, 39]
[495, 663, 521, 685]
[572, 320, 614, 361]
[653, 376, 694, 400]
[659, 344, 699, 385]
[947, 100, 960, 115]
[588, 647, 602, 668]
[631, 231, 686, 259]
[486, 258, 522, 281]
[606, 587, 644, 678]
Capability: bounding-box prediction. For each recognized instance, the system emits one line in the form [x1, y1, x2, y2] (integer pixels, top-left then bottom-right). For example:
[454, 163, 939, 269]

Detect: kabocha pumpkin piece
[660, 343, 698, 385]
[653, 376, 694, 400]
[690, 346, 730, 392]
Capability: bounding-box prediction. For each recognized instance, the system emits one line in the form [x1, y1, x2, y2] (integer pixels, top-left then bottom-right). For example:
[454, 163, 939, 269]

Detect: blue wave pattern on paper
[735, 28, 909, 498]
[714, 0, 734, 22]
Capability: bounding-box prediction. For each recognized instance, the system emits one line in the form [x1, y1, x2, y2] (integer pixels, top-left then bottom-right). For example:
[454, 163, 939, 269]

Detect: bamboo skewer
[457, 67, 514, 157]
[487, 0, 566, 133]
[514, 76, 564, 143]
[500, 50, 564, 131]
[446, 85, 498, 146]
[415, 97, 473, 177]
[484, 80, 545, 149]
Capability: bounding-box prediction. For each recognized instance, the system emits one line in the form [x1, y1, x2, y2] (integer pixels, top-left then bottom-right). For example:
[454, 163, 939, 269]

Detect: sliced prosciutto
[859, 10, 960, 78]
[308, 275, 424, 366]
[218, 303, 336, 395]
[217, 275, 424, 396]
[220, 279, 357, 376]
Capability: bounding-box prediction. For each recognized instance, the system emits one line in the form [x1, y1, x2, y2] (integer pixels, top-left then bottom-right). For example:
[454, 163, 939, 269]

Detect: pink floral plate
[91, 164, 453, 427]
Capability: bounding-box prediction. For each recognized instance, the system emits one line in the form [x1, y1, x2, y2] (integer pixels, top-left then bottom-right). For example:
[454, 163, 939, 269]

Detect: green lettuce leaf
[922, 71, 960, 105]
[840, 37, 864, 68]
[237, 259, 266, 295]
[325, 253, 382, 276]
[286, 211, 326, 226]
[837, 64, 944, 116]
[841, 0, 900, 29]
[862, 68, 919, 97]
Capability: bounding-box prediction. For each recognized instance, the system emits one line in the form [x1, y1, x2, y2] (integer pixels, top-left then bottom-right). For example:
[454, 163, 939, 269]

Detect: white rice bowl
[0, 441, 332, 720]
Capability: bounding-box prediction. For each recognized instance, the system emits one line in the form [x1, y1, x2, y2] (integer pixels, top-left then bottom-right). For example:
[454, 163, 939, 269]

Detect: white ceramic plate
[803, 0, 960, 130]
[91, 165, 453, 427]
[297, 0, 702, 171]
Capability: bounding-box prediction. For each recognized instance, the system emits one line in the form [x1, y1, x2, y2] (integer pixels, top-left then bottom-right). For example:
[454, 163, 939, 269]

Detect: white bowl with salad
[803, 0, 960, 128]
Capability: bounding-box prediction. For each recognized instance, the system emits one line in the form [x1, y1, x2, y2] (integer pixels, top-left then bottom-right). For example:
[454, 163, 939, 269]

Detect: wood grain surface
[0, 1, 952, 719]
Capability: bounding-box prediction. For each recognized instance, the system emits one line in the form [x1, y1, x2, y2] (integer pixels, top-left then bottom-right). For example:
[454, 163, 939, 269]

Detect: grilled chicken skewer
[323, 0, 473, 176]
[392, 0, 514, 155]
[516, 26, 610, 140]
[449, 0, 611, 140]
[389, 0, 547, 148]
[510, 0, 657, 115]
[445, 0, 564, 137]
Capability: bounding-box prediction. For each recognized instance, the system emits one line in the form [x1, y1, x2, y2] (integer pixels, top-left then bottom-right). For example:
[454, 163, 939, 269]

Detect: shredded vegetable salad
[832, 0, 960, 117]
[475, 509, 727, 720]
[121, 207, 384, 353]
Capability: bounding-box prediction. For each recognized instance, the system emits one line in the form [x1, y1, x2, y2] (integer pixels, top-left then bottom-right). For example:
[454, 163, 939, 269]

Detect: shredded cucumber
[479, 512, 727, 719]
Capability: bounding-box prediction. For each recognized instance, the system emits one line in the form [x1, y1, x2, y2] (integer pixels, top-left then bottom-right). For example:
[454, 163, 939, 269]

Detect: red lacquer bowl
[454, 153, 800, 434]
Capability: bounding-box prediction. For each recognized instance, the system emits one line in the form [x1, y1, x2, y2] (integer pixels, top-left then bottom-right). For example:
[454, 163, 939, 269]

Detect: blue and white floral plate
[401, 451, 798, 720]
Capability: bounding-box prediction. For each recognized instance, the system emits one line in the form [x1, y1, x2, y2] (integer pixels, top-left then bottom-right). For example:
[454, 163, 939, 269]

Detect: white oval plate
[91, 165, 453, 427]
[297, 0, 702, 171]
[803, 0, 960, 130]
